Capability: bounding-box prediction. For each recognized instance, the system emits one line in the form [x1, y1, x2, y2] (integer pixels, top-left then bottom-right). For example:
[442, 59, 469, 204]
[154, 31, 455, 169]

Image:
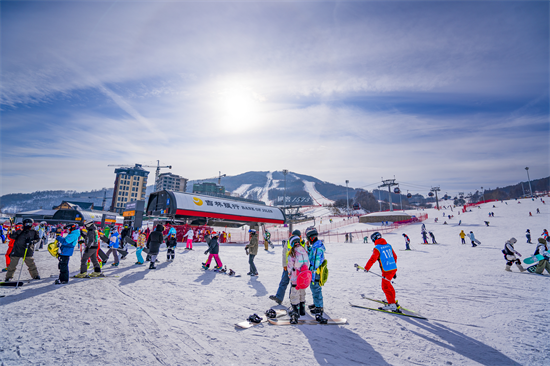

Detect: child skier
[421, 230, 428, 244]
[402, 233, 411, 250]
[56, 224, 81, 284]
[364, 232, 399, 311]
[526, 229, 532, 244]
[305, 226, 327, 323]
[105, 230, 120, 267]
[202, 232, 223, 270]
[459, 230, 466, 244]
[184, 228, 194, 250]
[429, 231, 437, 244]
[502, 238, 525, 272]
[135, 230, 146, 265]
[263, 230, 272, 251]
[166, 233, 177, 261]
[287, 235, 310, 324]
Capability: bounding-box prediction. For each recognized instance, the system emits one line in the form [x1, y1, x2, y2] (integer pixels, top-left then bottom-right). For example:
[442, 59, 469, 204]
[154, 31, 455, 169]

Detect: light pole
[525, 167, 533, 197]
[283, 169, 288, 208]
[345, 180, 349, 215]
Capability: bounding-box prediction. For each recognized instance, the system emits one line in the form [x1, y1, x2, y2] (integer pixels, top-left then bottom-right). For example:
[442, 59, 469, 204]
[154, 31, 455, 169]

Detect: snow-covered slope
[1, 198, 548, 365]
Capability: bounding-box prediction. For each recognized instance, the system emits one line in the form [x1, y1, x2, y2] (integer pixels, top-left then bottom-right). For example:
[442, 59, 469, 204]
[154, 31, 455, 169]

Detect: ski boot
[74, 272, 89, 278]
[149, 262, 156, 270]
[310, 306, 323, 314]
[315, 313, 328, 324]
[54, 279, 68, 285]
[289, 305, 300, 324]
[33, 276, 41, 280]
[202, 263, 209, 270]
[1, 268, 7, 272]
[299, 302, 306, 316]
[505, 265, 512, 272]
[308, 304, 316, 310]
[135, 262, 144, 265]
[247, 314, 263, 324]
[89, 272, 104, 278]
[269, 295, 282, 305]
[379, 303, 398, 312]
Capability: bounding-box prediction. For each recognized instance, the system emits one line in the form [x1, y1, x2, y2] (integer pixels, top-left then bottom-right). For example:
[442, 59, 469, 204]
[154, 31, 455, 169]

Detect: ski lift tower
[378, 178, 399, 212]
[430, 186, 441, 210]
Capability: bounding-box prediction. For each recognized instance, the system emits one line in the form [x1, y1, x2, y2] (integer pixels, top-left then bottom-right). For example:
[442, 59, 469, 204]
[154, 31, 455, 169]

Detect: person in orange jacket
[364, 232, 399, 311]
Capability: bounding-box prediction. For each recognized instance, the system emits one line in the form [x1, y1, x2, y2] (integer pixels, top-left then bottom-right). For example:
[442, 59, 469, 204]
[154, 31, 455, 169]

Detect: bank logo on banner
[193, 197, 203, 206]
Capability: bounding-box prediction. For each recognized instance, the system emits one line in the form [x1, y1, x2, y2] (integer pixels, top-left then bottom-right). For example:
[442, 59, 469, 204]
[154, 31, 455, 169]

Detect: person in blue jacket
[55, 223, 81, 284]
[305, 226, 327, 323]
[105, 230, 121, 267]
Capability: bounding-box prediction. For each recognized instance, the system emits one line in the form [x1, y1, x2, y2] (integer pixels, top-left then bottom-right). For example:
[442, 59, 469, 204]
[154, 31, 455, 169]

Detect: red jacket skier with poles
[364, 232, 399, 311]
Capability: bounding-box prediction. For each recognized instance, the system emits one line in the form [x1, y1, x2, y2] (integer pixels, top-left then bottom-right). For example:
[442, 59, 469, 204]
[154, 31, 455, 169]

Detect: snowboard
[523, 254, 545, 265]
[350, 303, 428, 320]
[267, 318, 347, 326]
[0, 281, 24, 287]
[235, 309, 287, 329]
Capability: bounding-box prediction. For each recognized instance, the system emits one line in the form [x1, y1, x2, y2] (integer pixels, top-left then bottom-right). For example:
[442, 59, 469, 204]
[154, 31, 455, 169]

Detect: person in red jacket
[2, 224, 21, 272]
[364, 232, 399, 311]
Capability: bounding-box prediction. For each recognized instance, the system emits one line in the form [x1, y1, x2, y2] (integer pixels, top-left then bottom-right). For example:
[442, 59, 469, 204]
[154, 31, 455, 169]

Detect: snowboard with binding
[235, 309, 287, 329]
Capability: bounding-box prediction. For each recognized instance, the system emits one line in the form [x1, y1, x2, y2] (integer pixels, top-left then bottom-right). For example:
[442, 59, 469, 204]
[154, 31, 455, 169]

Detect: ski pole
[354, 263, 394, 283]
[15, 241, 30, 290]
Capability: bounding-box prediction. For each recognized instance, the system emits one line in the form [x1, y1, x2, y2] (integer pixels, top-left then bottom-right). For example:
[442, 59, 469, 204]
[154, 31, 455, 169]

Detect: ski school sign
[146, 191, 285, 225]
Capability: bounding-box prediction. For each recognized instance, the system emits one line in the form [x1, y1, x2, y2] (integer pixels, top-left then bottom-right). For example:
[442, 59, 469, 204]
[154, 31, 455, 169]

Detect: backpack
[318, 259, 328, 286]
[47, 240, 59, 258]
[295, 264, 312, 290]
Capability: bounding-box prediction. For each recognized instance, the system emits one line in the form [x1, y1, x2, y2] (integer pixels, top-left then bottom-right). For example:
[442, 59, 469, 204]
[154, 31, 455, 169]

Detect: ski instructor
[363, 232, 399, 312]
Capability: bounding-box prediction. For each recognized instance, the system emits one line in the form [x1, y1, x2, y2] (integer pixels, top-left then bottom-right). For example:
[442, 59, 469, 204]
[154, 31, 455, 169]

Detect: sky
[1, 1, 549, 198]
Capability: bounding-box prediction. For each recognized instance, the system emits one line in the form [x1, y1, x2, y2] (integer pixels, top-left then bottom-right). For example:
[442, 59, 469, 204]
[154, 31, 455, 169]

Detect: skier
[534, 238, 550, 275]
[542, 229, 549, 242]
[428, 231, 437, 244]
[118, 225, 130, 260]
[502, 238, 525, 272]
[537, 208, 541, 214]
[244, 229, 259, 276]
[402, 233, 411, 250]
[421, 230, 428, 244]
[135, 230, 146, 265]
[484, 221, 490, 227]
[364, 232, 399, 311]
[2, 224, 19, 272]
[526, 230, 532, 244]
[37, 222, 47, 250]
[55, 223, 81, 284]
[104, 230, 121, 267]
[363, 236, 369, 243]
[4, 219, 40, 282]
[305, 226, 327, 322]
[202, 232, 223, 270]
[184, 228, 194, 250]
[287, 235, 310, 324]
[166, 232, 177, 261]
[269, 230, 301, 305]
[469, 231, 478, 247]
[345, 233, 349, 243]
[146, 224, 165, 269]
[74, 221, 103, 278]
[459, 230, 466, 244]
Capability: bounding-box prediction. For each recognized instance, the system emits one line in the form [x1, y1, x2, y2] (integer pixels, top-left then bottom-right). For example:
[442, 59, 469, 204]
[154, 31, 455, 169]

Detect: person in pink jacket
[287, 235, 310, 324]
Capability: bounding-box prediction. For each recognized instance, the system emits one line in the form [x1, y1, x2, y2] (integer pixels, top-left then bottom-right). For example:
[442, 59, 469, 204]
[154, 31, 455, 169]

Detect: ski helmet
[22, 218, 34, 228]
[65, 223, 77, 231]
[292, 229, 301, 237]
[370, 232, 382, 242]
[248, 229, 256, 234]
[305, 226, 318, 239]
[289, 236, 301, 246]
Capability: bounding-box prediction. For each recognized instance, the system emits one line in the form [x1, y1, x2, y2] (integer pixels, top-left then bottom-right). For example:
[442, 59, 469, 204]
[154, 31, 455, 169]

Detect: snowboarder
[146, 224, 164, 269]
[4, 219, 40, 282]
[74, 221, 102, 278]
[245, 229, 259, 276]
[484, 221, 490, 227]
[526, 229, 532, 244]
[469, 231, 478, 247]
[429, 231, 437, 244]
[202, 232, 223, 269]
[184, 228, 194, 250]
[402, 233, 411, 250]
[534, 238, 550, 275]
[305, 226, 326, 320]
[287, 235, 310, 324]
[363, 236, 369, 243]
[364, 232, 399, 311]
[459, 230, 466, 244]
[55, 223, 81, 284]
[166, 233, 177, 261]
[269, 230, 300, 305]
[502, 238, 525, 272]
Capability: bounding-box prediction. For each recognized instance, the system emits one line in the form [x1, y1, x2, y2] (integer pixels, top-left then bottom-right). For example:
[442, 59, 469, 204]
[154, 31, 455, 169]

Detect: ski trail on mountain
[303, 180, 334, 206]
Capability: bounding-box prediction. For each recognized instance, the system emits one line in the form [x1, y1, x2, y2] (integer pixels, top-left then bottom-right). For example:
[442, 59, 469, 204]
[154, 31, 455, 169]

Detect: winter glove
[204, 250, 209, 255]
[515, 252, 522, 257]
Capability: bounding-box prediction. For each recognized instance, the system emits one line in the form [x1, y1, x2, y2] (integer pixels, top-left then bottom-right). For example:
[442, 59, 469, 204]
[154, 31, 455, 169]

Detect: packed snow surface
[1, 198, 549, 365]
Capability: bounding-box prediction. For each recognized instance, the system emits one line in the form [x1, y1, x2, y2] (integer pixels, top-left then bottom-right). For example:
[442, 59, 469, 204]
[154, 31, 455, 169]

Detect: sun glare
[217, 85, 264, 133]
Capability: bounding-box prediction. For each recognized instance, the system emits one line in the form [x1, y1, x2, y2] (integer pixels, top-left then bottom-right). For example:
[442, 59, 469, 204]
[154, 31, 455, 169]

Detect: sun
[217, 85, 264, 133]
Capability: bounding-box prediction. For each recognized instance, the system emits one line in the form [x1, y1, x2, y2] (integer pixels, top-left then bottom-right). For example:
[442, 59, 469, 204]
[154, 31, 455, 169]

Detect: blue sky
[1, 1, 548, 197]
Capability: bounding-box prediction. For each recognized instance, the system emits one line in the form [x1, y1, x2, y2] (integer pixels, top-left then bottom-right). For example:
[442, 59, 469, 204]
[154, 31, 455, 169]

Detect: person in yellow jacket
[459, 230, 466, 244]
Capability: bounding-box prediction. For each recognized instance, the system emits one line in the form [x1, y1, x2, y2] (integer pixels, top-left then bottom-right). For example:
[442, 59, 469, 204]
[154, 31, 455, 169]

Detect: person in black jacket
[118, 225, 131, 259]
[166, 233, 177, 261]
[146, 224, 164, 269]
[4, 218, 40, 281]
[75, 221, 103, 278]
[202, 232, 222, 270]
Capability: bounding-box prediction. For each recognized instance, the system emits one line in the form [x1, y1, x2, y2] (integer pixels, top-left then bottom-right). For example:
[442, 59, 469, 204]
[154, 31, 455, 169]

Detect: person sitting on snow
[534, 238, 550, 275]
